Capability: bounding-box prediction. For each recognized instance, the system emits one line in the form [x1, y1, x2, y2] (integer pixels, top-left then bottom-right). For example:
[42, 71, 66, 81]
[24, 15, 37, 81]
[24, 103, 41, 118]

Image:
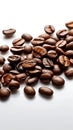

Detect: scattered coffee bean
[3, 63, 12, 72]
[33, 46, 47, 57]
[43, 58, 54, 69]
[52, 76, 65, 86]
[0, 56, 5, 65]
[53, 64, 62, 75]
[24, 86, 36, 96]
[56, 29, 68, 38]
[64, 67, 73, 78]
[56, 40, 66, 48]
[8, 55, 21, 64]
[15, 73, 26, 82]
[39, 33, 50, 40]
[22, 33, 33, 41]
[10, 46, 24, 54]
[39, 87, 53, 96]
[24, 45, 32, 54]
[65, 21, 73, 29]
[2, 28, 16, 37]
[44, 25, 55, 34]
[58, 55, 70, 67]
[25, 76, 38, 86]
[12, 38, 25, 46]
[0, 45, 9, 52]
[0, 88, 10, 98]
[8, 80, 20, 91]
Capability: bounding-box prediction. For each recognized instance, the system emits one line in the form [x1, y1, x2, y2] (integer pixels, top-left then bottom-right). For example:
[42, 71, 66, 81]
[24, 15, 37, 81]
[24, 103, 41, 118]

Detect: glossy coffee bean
[31, 37, 44, 46]
[58, 55, 70, 67]
[10, 46, 24, 54]
[0, 88, 10, 98]
[16, 62, 24, 72]
[45, 37, 57, 45]
[52, 76, 65, 86]
[39, 33, 50, 40]
[65, 35, 73, 43]
[0, 45, 9, 52]
[24, 45, 32, 54]
[53, 64, 62, 75]
[43, 44, 55, 50]
[12, 38, 25, 46]
[43, 58, 54, 69]
[25, 76, 38, 86]
[56, 40, 66, 48]
[40, 73, 52, 80]
[8, 55, 21, 64]
[33, 46, 47, 57]
[24, 86, 36, 96]
[56, 47, 65, 55]
[21, 33, 33, 41]
[22, 59, 36, 69]
[39, 87, 53, 96]
[2, 28, 16, 37]
[47, 50, 57, 59]
[66, 42, 73, 49]
[10, 70, 19, 75]
[28, 69, 41, 77]
[44, 25, 55, 34]
[65, 50, 73, 57]
[64, 67, 73, 78]
[8, 80, 20, 91]
[0, 56, 5, 65]
[42, 69, 53, 76]
[56, 29, 68, 38]
[3, 63, 12, 72]
[15, 73, 26, 82]
[65, 21, 73, 29]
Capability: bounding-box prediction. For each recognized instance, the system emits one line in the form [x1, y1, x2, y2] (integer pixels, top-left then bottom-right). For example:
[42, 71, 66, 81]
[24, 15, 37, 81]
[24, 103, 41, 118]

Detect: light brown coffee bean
[33, 46, 47, 57]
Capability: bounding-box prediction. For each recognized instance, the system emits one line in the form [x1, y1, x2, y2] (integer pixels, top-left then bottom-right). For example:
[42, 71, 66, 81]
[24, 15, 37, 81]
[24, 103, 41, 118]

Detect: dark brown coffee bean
[12, 38, 25, 46]
[44, 25, 55, 34]
[0, 88, 10, 98]
[40, 73, 52, 80]
[24, 45, 32, 54]
[0, 45, 9, 52]
[28, 69, 41, 77]
[24, 86, 35, 96]
[56, 29, 68, 38]
[31, 37, 44, 46]
[43, 58, 54, 69]
[32, 51, 42, 59]
[2, 28, 16, 37]
[16, 62, 24, 72]
[66, 42, 73, 49]
[0, 69, 4, 78]
[21, 33, 33, 41]
[70, 58, 73, 65]
[53, 64, 62, 75]
[22, 59, 36, 69]
[52, 76, 65, 86]
[58, 55, 70, 67]
[47, 50, 57, 59]
[1, 73, 14, 86]
[10, 46, 24, 54]
[45, 38, 57, 45]
[0, 56, 5, 65]
[43, 44, 55, 50]
[56, 47, 65, 55]
[25, 76, 38, 86]
[42, 69, 53, 76]
[65, 50, 73, 57]
[65, 21, 73, 29]
[8, 80, 20, 92]
[3, 63, 12, 72]
[15, 73, 26, 82]
[39, 33, 50, 40]
[33, 58, 42, 66]
[39, 87, 53, 96]
[68, 29, 73, 36]
[65, 35, 73, 43]
[64, 67, 73, 77]
[8, 55, 21, 64]
[56, 40, 67, 48]
[10, 70, 19, 75]
[33, 46, 47, 57]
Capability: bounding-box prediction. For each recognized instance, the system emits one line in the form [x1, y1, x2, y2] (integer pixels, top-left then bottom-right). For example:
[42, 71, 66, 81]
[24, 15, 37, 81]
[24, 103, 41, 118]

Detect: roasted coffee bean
[24, 45, 32, 54]
[35, 65, 42, 71]
[10, 46, 24, 54]
[43, 58, 54, 69]
[25, 76, 38, 85]
[1, 73, 14, 86]
[65, 35, 73, 43]
[56, 29, 68, 38]
[70, 58, 73, 65]
[53, 64, 62, 75]
[15, 73, 26, 82]
[43, 44, 55, 50]
[24, 86, 36, 96]
[10, 70, 19, 75]
[12, 38, 25, 46]
[39, 87, 53, 96]
[22, 59, 36, 69]
[45, 38, 57, 45]
[52, 76, 65, 86]
[47, 50, 57, 59]
[32, 51, 42, 59]
[8, 55, 21, 64]
[0, 88, 10, 98]
[58, 55, 70, 67]
[42, 69, 53, 76]
[0, 69, 4, 78]
[21, 33, 33, 41]
[56, 47, 65, 55]
[68, 29, 73, 36]
[31, 37, 44, 46]
[0, 56, 5, 65]
[8, 80, 20, 91]
[65, 21, 73, 29]
[44, 25, 55, 34]
[2, 28, 16, 37]
[40, 72, 52, 80]
[66, 42, 73, 49]
[33, 58, 42, 66]
[65, 50, 73, 57]
[33, 46, 47, 57]
[28, 68, 41, 77]
[39, 33, 50, 40]
[16, 62, 24, 72]
[3, 63, 12, 72]
[0, 45, 9, 52]
[56, 40, 66, 48]
[64, 67, 73, 77]
[26, 53, 33, 60]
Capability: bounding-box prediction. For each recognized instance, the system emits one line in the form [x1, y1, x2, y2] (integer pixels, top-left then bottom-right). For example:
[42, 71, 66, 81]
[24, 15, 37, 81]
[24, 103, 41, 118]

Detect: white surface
[0, 0, 73, 130]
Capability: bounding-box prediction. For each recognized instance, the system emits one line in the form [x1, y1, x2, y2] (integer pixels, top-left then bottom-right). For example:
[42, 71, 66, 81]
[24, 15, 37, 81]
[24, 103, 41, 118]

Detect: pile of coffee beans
[0, 21, 73, 100]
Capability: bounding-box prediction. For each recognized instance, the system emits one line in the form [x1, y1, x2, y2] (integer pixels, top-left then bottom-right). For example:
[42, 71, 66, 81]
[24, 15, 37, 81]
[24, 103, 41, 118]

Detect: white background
[0, 0, 73, 130]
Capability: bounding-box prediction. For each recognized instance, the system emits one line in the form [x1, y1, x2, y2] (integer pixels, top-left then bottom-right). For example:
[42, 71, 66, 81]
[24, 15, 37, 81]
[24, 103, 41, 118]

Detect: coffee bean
[65, 21, 73, 29]
[0, 56, 5, 65]
[42, 69, 54, 76]
[31, 37, 44, 46]
[52, 76, 65, 86]
[32, 51, 42, 59]
[58, 55, 70, 67]
[12, 38, 25, 46]
[39, 33, 50, 40]
[65, 35, 73, 43]
[39, 87, 53, 96]
[43, 58, 54, 69]
[33, 46, 47, 57]
[21, 33, 33, 41]
[44, 25, 55, 34]
[33, 58, 42, 66]
[70, 58, 73, 65]
[0, 88, 10, 98]
[3, 63, 12, 72]
[40, 73, 52, 82]
[8, 80, 20, 92]
[45, 38, 57, 45]
[0, 45, 9, 52]
[66, 42, 73, 49]
[2, 28, 16, 37]
[43, 44, 55, 50]
[56, 29, 68, 38]
[8, 55, 21, 64]
[24, 45, 32, 54]
[0, 69, 4, 78]
[22, 59, 36, 69]
[56, 40, 66, 48]
[47, 50, 57, 59]
[10, 70, 19, 75]
[15, 73, 26, 82]
[56, 47, 65, 55]
[64, 67, 73, 77]
[10, 46, 24, 54]
[65, 50, 73, 57]
[24, 86, 36, 96]
[16, 62, 24, 72]
[25, 76, 38, 86]
[28, 69, 41, 77]
[53, 64, 62, 75]
[68, 29, 73, 36]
